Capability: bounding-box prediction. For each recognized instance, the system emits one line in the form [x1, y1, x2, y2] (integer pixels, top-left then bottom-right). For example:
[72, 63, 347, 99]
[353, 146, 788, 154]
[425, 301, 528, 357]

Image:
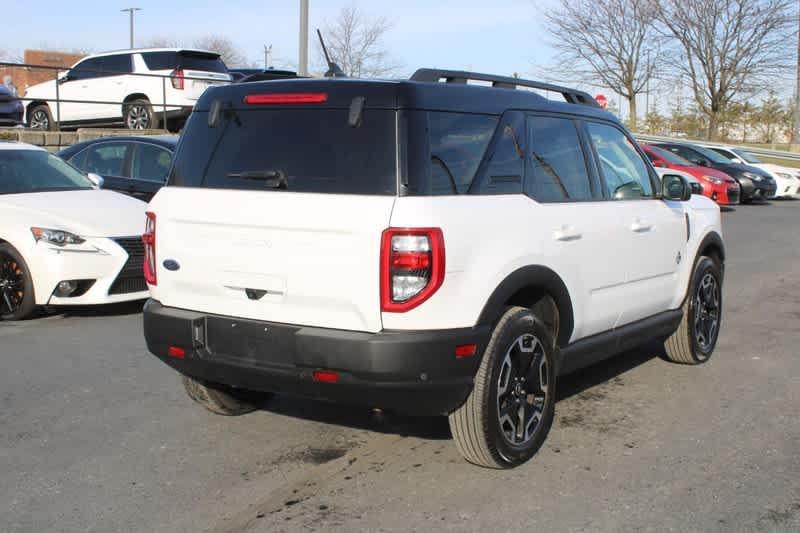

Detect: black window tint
[70, 58, 102, 80]
[428, 112, 498, 194]
[142, 51, 228, 73]
[665, 145, 703, 165]
[170, 109, 396, 195]
[101, 54, 132, 76]
[132, 144, 172, 182]
[586, 122, 654, 199]
[526, 116, 592, 202]
[83, 143, 128, 177]
[471, 112, 525, 194]
[69, 149, 89, 171]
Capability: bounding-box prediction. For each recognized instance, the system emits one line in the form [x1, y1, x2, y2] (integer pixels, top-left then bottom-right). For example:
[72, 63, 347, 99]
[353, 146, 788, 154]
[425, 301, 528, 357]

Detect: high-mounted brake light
[380, 228, 445, 313]
[170, 69, 185, 90]
[312, 370, 339, 383]
[142, 212, 157, 286]
[244, 93, 328, 105]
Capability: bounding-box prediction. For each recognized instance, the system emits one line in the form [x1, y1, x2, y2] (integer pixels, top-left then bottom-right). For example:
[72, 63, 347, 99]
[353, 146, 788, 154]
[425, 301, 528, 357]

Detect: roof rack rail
[410, 68, 599, 107]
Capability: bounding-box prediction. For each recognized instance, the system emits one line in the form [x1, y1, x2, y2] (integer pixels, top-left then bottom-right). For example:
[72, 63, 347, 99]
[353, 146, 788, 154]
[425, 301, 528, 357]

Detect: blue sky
[2, 0, 557, 78]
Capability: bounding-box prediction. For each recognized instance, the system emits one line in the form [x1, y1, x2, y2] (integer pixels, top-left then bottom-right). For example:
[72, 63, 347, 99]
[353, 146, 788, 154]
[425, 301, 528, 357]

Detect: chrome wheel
[126, 104, 151, 129]
[496, 333, 549, 446]
[693, 272, 720, 355]
[29, 109, 50, 130]
[0, 253, 25, 316]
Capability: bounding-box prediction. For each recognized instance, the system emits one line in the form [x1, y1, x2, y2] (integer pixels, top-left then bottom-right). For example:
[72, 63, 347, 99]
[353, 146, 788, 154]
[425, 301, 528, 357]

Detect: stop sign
[595, 94, 608, 109]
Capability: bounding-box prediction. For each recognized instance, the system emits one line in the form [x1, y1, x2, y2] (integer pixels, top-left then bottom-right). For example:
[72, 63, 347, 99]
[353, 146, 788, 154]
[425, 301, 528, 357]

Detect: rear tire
[182, 375, 273, 416]
[664, 256, 722, 364]
[449, 306, 556, 468]
[124, 99, 155, 130]
[28, 105, 54, 130]
[0, 243, 36, 321]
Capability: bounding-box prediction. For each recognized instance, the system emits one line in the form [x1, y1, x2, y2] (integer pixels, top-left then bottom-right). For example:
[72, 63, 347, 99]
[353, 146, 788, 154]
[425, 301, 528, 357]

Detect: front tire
[664, 256, 722, 364]
[449, 306, 556, 468]
[0, 243, 36, 321]
[28, 105, 54, 130]
[182, 375, 273, 416]
[124, 99, 155, 130]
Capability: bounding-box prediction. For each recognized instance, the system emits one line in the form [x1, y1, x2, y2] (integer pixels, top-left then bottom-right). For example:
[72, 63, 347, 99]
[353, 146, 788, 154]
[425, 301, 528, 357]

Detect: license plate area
[205, 316, 298, 368]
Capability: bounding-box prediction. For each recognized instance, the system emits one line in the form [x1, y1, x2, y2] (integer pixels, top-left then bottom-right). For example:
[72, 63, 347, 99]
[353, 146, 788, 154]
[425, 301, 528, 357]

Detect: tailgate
[148, 188, 394, 333]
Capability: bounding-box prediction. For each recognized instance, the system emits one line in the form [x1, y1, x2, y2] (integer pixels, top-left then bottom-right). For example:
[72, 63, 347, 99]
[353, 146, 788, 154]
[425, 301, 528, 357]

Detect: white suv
[142, 70, 725, 468]
[24, 48, 231, 131]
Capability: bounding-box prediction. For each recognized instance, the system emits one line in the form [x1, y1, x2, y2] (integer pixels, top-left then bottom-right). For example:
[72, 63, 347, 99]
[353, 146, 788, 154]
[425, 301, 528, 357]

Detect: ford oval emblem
[163, 259, 180, 271]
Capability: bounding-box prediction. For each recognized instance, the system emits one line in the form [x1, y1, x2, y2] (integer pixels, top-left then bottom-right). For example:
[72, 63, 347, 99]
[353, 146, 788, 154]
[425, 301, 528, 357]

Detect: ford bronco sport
[142, 69, 725, 468]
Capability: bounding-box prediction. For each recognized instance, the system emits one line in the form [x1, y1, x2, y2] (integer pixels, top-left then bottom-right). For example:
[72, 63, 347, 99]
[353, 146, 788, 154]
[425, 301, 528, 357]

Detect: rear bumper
[143, 299, 491, 416]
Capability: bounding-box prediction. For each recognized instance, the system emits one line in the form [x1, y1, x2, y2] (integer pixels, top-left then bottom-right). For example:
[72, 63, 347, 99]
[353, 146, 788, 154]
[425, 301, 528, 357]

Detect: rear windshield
[169, 108, 397, 195]
[142, 51, 228, 73]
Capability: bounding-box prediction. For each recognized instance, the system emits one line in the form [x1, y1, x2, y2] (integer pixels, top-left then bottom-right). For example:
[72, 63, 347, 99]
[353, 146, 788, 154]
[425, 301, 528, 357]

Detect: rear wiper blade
[227, 169, 288, 189]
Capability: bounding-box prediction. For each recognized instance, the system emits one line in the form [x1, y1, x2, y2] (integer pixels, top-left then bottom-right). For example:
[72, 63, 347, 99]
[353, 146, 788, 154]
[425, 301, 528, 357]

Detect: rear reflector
[455, 344, 477, 358]
[312, 370, 339, 383]
[168, 346, 186, 359]
[244, 93, 328, 105]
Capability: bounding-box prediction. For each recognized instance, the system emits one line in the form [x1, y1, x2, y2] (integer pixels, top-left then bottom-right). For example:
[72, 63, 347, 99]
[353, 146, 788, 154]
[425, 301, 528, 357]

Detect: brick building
[0, 50, 86, 93]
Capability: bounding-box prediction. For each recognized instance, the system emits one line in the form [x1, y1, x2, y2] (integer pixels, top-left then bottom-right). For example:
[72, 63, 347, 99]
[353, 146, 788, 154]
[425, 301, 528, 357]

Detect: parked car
[653, 142, 776, 202]
[232, 69, 300, 83]
[142, 69, 725, 469]
[0, 142, 148, 321]
[24, 48, 231, 132]
[0, 84, 23, 126]
[641, 143, 740, 205]
[704, 145, 800, 198]
[654, 167, 704, 196]
[58, 135, 178, 202]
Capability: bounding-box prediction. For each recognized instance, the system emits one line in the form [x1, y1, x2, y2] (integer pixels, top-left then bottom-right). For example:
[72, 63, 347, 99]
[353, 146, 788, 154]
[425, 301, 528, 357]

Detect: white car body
[24, 48, 231, 129]
[705, 144, 800, 198]
[0, 143, 148, 306]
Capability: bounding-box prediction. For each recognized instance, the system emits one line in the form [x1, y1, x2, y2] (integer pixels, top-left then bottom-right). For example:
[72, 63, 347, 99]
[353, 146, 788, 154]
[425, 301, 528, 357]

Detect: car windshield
[648, 145, 693, 166]
[0, 150, 93, 194]
[734, 150, 762, 164]
[689, 145, 732, 164]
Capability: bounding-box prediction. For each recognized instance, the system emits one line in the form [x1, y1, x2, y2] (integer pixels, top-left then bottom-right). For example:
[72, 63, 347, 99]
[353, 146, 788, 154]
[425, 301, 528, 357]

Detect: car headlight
[30, 227, 86, 247]
[703, 175, 723, 185]
[742, 171, 761, 181]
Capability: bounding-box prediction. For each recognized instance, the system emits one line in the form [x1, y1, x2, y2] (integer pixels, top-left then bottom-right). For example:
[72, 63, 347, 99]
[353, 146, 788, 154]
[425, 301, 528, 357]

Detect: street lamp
[121, 8, 142, 49]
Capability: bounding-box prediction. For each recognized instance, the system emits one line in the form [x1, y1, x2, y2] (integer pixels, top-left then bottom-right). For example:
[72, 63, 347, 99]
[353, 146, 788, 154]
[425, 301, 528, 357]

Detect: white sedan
[706, 144, 800, 198]
[0, 142, 148, 320]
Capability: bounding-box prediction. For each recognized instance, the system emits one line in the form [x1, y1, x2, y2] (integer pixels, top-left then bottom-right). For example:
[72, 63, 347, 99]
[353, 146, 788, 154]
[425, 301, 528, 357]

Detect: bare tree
[542, 0, 659, 129]
[658, 0, 794, 140]
[193, 35, 247, 68]
[141, 37, 181, 48]
[317, 5, 401, 78]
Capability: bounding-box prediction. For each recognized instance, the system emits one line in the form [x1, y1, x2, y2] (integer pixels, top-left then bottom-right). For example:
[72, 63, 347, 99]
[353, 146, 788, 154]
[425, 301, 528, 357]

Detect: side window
[132, 144, 172, 182]
[68, 149, 89, 171]
[101, 54, 133, 77]
[471, 112, 525, 194]
[586, 122, 654, 200]
[667, 146, 703, 165]
[70, 58, 102, 81]
[526, 116, 593, 202]
[428, 112, 498, 194]
[83, 143, 129, 177]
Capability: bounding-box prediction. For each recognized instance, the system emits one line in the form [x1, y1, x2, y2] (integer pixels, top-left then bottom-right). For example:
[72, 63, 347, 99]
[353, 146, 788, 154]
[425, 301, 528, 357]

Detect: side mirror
[87, 172, 104, 189]
[662, 174, 691, 201]
[690, 182, 703, 195]
[58, 72, 73, 84]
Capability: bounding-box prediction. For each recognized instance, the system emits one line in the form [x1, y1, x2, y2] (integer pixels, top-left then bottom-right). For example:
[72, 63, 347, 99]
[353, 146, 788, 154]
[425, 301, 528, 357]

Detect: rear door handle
[553, 225, 582, 241]
[631, 220, 652, 233]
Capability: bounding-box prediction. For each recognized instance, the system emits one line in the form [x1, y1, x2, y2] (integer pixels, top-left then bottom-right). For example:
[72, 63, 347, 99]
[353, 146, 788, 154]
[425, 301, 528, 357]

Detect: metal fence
[0, 60, 229, 132]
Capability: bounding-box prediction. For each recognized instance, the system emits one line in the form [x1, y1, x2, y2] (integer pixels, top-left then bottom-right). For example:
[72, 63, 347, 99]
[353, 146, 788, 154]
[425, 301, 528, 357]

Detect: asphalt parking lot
[2, 201, 799, 533]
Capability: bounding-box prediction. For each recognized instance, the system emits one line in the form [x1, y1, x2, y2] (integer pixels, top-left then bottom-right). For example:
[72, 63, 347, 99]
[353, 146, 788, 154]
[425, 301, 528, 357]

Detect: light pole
[121, 8, 142, 49]
[793, 3, 800, 146]
[298, 0, 309, 76]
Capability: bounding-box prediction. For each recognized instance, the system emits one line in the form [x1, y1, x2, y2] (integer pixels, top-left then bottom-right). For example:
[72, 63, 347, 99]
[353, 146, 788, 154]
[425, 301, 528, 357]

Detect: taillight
[170, 69, 184, 90]
[142, 212, 157, 286]
[243, 93, 328, 105]
[380, 228, 445, 313]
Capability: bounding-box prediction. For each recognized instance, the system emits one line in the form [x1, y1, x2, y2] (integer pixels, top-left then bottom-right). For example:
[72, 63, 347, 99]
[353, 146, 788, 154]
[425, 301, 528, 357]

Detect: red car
[641, 143, 740, 205]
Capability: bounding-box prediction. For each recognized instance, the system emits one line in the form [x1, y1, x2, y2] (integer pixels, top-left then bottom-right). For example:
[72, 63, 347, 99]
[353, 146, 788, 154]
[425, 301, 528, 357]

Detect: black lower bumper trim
[143, 299, 491, 416]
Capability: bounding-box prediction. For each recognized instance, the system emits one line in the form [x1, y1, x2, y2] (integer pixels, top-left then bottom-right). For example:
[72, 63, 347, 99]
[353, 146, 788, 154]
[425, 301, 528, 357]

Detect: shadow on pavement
[256, 341, 665, 442]
[44, 299, 147, 318]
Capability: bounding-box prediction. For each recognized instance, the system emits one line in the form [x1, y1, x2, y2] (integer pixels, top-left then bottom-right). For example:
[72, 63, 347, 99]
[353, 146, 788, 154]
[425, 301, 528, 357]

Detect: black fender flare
[696, 230, 725, 263]
[476, 265, 575, 347]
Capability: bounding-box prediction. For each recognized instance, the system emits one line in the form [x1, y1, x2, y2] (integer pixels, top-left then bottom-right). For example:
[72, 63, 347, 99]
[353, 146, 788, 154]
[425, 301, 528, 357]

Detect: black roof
[57, 135, 179, 159]
[195, 71, 618, 122]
